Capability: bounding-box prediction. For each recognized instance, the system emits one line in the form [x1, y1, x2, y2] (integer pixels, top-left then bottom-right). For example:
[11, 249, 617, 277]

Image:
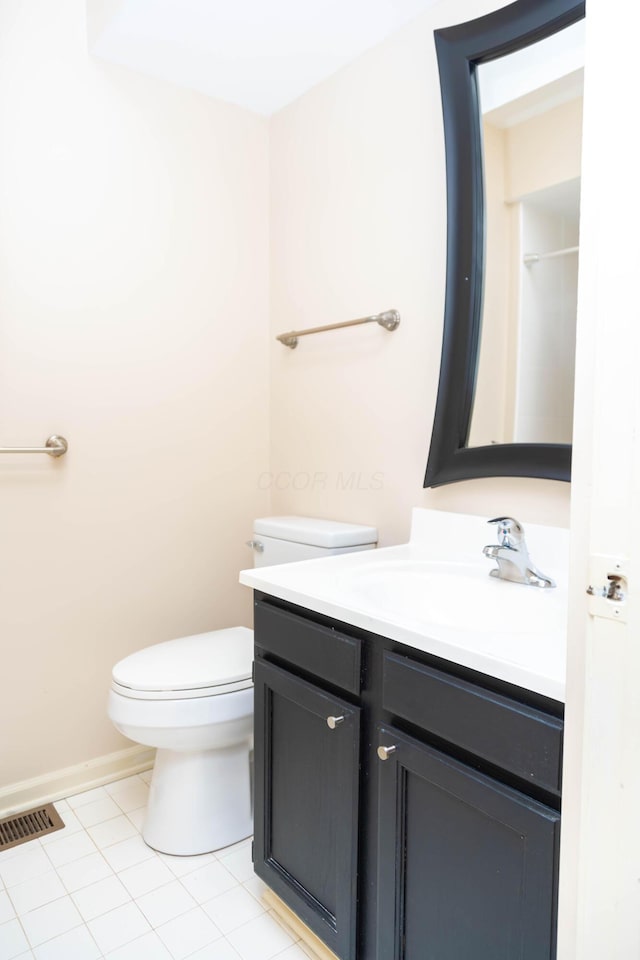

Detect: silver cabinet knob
[377, 745, 397, 761]
[327, 716, 345, 729]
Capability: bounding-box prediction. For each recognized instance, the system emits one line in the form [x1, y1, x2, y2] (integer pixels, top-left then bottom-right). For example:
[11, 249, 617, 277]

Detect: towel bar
[0, 435, 68, 458]
[277, 309, 400, 349]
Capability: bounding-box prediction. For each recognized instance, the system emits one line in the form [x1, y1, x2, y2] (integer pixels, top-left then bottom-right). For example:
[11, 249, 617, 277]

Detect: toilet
[108, 516, 377, 856]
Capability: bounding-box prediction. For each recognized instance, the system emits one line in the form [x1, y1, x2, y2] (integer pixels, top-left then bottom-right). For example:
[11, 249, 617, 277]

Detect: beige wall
[269, 0, 571, 547]
[0, 0, 575, 796]
[470, 120, 511, 446]
[506, 97, 582, 201]
[0, 0, 269, 788]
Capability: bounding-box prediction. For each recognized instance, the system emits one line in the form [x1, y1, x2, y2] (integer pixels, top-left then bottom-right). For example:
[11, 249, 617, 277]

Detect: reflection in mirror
[469, 21, 584, 448]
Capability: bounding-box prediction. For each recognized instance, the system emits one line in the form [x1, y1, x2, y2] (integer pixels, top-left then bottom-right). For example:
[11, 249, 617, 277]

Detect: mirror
[424, 0, 585, 487]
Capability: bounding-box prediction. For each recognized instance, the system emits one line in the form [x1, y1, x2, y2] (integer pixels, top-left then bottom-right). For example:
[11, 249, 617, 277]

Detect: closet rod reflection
[277, 309, 400, 349]
[0, 435, 68, 457]
[523, 245, 579, 265]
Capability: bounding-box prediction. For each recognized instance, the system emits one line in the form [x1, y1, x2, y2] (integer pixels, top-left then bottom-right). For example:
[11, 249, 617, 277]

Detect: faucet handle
[487, 516, 524, 547]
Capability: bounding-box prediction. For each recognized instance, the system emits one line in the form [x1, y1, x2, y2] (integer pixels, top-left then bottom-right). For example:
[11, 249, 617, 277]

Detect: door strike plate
[586, 555, 628, 622]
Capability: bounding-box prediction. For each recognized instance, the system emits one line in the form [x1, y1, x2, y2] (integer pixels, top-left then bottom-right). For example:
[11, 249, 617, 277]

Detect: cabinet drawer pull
[377, 745, 397, 761]
[327, 715, 345, 729]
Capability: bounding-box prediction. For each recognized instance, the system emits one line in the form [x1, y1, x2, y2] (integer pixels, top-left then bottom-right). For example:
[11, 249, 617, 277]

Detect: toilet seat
[111, 676, 253, 700]
[111, 626, 253, 701]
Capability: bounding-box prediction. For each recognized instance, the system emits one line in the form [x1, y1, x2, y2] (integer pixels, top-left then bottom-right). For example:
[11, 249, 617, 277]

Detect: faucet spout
[483, 518, 555, 588]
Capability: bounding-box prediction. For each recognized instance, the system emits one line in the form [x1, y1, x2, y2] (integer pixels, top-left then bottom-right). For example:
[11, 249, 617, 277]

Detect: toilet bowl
[108, 516, 378, 856]
[108, 627, 254, 856]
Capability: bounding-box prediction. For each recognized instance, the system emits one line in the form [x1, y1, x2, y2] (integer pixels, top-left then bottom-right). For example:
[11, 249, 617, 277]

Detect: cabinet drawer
[382, 652, 562, 794]
[254, 599, 362, 694]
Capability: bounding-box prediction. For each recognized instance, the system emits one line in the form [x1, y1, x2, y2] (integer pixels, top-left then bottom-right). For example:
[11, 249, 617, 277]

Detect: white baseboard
[0, 745, 155, 819]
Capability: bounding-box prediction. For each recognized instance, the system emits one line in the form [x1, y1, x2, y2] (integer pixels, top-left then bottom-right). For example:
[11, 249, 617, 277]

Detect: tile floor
[0, 773, 310, 960]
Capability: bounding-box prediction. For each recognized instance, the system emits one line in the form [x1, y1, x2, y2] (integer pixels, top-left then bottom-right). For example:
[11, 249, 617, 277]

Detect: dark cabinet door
[376, 724, 560, 960]
[253, 658, 361, 960]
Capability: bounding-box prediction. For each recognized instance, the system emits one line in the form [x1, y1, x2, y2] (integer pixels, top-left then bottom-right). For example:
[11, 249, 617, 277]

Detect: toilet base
[142, 743, 253, 856]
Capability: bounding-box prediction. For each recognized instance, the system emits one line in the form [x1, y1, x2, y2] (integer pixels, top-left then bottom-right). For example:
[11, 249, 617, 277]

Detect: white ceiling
[90, 0, 442, 116]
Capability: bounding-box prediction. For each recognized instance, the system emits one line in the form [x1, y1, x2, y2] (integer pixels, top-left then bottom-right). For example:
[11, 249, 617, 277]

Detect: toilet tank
[249, 516, 377, 568]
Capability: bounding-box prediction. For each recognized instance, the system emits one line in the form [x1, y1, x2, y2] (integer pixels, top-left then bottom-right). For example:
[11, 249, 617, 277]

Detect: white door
[558, 0, 640, 955]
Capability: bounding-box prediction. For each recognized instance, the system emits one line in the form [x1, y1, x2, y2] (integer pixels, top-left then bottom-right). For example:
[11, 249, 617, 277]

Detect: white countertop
[239, 509, 569, 702]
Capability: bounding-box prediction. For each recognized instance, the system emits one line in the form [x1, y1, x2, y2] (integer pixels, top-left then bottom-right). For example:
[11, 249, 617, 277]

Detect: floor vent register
[0, 803, 65, 851]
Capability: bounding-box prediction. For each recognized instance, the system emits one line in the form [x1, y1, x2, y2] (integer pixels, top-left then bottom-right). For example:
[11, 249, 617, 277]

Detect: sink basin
[345, 559, 566, 635]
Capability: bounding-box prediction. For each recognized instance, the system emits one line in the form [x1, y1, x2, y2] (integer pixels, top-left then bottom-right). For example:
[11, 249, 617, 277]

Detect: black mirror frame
[424, 0, 584, 488]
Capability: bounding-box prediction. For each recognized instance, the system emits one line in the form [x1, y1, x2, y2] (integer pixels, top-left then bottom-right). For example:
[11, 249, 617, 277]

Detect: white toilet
[108, 516, 377, 856]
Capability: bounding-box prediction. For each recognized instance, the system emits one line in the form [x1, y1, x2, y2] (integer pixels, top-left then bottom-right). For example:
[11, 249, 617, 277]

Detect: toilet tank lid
[253, 515, 377, 548]
[112, 627, 253, 693]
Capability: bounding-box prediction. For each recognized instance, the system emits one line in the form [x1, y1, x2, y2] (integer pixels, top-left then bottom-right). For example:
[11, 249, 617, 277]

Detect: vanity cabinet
[252, 601, 361, 960]
[252, 594, 563, 960]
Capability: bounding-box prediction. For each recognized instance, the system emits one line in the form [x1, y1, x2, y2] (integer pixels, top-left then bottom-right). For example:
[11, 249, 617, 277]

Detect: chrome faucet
[482, 517, 555, 588]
